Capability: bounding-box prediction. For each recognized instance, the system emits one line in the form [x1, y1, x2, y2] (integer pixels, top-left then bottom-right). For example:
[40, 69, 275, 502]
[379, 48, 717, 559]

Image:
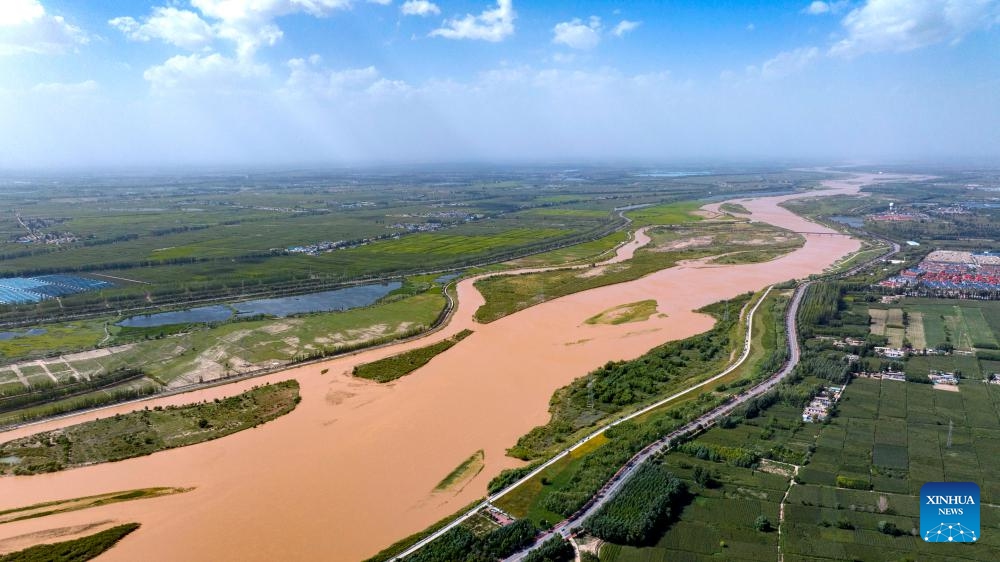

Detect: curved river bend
[0, 173, 915, 561]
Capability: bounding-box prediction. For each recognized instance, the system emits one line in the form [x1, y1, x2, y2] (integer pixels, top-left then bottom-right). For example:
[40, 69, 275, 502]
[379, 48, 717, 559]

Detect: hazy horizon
[2, 0, 999, 168]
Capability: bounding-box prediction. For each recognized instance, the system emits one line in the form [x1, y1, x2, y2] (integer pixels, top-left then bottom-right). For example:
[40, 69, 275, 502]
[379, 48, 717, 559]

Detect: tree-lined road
[502, 281, 808, 560]
[392, 284, 777, 561]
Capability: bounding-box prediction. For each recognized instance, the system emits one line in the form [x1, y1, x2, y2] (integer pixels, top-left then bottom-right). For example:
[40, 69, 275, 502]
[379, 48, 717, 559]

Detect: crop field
[866, 299, 1000, 352]
[784, 377, 1000, 561]
[600, 398, 819, 562]
[600, 375, 1000, 561]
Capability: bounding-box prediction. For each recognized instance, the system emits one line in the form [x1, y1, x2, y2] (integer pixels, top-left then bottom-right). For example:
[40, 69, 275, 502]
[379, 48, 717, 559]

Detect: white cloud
[144, 52, 268, 90]
[401, 0, 440, 16]
[749, 46, 820, 79]
[804, 1, 831, 14]
[746, 22, 756, 31]
[185, 0, 393, 56]
[109, 7, 214, 50]
[553, 16, 601, 50]
[803, 1, 850, 15]
[0, 0, 45, 26]
[0, 0, 88, 55]
[189, 0, 354, 21]
[31, 80, 98, 94]
[112, 0, 379, 90]
[830, 0, 1000, 57]
[611, 19, 641, 37]
[284, 57, 410, 98]
[430, 0, 515, 42]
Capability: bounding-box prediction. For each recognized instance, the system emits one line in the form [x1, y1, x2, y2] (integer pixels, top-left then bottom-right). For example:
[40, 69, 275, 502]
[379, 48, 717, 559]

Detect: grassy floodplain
[353, 329, 473, 383]
[474, 220, 803, 323]
[0, 523, 140, 562]
[584, 300, 659, 326]
[0, 283, 444, 425]
[719, 202, 751, 215]
[503, 231, 629, 269]
[434, 449, 486, 491]
[0, 487, 189, 525]
[0, 380, 299, 475]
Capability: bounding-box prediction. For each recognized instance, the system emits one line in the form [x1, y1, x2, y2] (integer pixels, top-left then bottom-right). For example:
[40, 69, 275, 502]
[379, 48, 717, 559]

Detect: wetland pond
[117, 282, 402, 328]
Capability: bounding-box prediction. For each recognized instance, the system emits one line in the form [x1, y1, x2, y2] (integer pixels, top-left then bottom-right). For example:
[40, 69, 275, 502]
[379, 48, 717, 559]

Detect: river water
[0, 173, 919, 561]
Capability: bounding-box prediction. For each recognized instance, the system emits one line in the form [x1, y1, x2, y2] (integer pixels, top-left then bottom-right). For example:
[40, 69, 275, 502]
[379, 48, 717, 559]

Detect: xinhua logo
[920, 482, 980, 543]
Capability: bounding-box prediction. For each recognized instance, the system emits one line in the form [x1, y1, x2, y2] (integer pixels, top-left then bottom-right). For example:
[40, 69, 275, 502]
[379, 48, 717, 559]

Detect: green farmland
[599, 376, 1000, 562]
[866, 299, 1000, 352]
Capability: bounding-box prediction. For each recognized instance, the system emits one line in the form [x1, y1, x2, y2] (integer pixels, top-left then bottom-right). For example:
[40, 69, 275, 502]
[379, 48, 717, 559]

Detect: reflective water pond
[118, 282, 402, 328]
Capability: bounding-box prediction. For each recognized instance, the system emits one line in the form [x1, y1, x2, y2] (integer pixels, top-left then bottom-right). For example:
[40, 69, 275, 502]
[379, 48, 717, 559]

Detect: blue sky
[0, 0, 998, 167]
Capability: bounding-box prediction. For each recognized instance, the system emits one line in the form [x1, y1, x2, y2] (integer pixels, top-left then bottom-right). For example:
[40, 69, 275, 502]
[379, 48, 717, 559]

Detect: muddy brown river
[0, 173, 918, 560]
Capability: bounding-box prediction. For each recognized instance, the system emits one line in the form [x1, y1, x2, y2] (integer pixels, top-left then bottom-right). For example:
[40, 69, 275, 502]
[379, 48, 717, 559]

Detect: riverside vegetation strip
[473, 220, 804, 323]
[0, 523, 139, 562]
[0, 488, 188, 525]
[0, 380, 299, 475]
[353, 329, 473, 383]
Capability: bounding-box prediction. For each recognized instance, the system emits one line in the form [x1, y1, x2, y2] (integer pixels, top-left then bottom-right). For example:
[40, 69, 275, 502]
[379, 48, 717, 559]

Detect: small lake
[828, 215, 865, 228]
[434, 272, 463, 284]
[0, 328, 47, 341]
[118, 282, 402, 328]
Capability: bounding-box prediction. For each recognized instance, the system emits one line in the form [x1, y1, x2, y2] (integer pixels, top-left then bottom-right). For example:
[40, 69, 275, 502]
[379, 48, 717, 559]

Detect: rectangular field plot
[872, 444, 908, 469]
[868, 308, 887, 336]
[17, 365, 53, 386]
[962, 384, 1000, 429]
[43, 360, 79, 383]
[0, 368, 23, 386]
[905, 311, 927, 349]
[876, 381, 907, 419]
[962, 307, 1000, 349]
